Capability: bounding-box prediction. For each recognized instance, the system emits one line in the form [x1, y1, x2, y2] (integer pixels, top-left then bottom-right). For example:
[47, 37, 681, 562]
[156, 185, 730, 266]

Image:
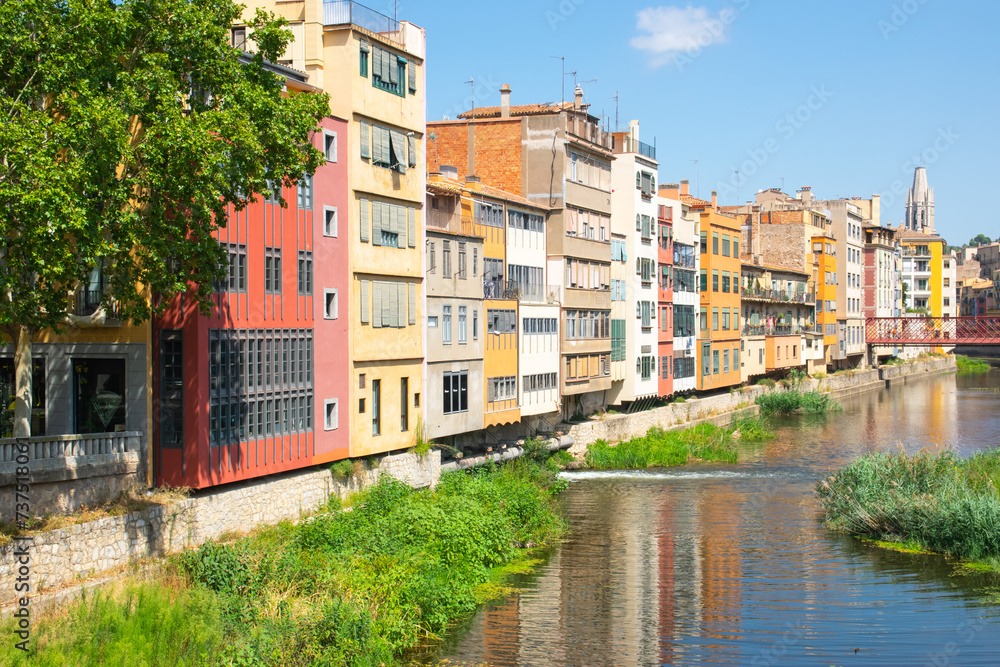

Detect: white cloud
[630, 5, 732, 68]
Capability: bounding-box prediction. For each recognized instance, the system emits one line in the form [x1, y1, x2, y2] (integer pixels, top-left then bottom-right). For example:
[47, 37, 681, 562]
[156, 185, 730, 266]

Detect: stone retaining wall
[0, 451, 440, 606]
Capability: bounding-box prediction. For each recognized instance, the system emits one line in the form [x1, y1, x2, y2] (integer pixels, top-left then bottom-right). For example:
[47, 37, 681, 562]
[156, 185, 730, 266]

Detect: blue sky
[396, 0, 999, 246]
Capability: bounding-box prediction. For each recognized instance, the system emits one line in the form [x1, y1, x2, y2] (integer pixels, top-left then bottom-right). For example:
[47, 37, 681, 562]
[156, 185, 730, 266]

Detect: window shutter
[388, 55, 399, 85]
[408, 282, 416, 325]
[397, 283, 406, 328]
[360, 198, 370, 243]
[407, 207, 416, 247]
[408, 134, 416, 168]
[360, 39, 370, 54]
[380, 127, 391, 165]
[371, 200, 382, 246]
[636, 214, 641, 232]
[372, 47, 382, 80]
[360, 280, 370, 323]
[372, 282, 383, 328]
[360, 121, 370, 159]
[381, 47, 390, 81]
[386, 282, 397, 327]
[408, 61, 417, 93]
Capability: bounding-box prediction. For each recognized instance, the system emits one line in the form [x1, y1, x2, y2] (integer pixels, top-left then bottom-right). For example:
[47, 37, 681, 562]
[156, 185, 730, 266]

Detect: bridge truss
[865, 317, 1000, 346]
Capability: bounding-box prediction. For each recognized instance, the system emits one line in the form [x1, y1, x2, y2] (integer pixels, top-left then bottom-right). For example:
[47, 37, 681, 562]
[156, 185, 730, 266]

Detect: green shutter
[360, 121, 370, 159]
[407, 207, 416, 248]
[359, 198, 369, 243]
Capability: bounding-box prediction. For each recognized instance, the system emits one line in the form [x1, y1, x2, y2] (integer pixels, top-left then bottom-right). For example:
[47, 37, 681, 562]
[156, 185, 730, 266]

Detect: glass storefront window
[0, 358, 46, 438]
[73, 358, 127, 433]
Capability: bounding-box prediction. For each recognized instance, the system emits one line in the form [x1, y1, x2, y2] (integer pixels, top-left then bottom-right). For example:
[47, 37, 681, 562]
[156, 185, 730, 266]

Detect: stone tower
[905, 167, 935, 234]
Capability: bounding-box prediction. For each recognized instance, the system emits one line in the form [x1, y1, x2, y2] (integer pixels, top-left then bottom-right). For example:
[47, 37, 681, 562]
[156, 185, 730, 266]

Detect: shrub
[585, 423, 739, 470]
[757, 390, 841, 416]
[330, 460, 354, 480]
[817, 449, 1000, 569]
[957, 356, 991, 374]
[757, 378, 777, 388]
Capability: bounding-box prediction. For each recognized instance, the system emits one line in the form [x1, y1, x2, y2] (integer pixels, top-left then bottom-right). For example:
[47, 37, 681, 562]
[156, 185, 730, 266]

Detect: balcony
[75, 286, 121, 319]
[741, 287, 815, 305]
[673, 250, 697, 269]
[323, 1, 401, 44]
[742, 325, 812, 337]
[483, 279, 520, 301]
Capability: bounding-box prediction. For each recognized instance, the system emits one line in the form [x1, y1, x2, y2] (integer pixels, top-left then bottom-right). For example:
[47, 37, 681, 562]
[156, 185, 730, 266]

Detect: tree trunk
[13, 325, 33, 439]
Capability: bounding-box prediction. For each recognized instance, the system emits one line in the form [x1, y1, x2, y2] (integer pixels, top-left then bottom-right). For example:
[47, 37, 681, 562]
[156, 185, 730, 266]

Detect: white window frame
[324, 398, 339, 431]
[323, 206, 338, 237]
[323, 129, 338, 162]
[323, 288, 339, 320]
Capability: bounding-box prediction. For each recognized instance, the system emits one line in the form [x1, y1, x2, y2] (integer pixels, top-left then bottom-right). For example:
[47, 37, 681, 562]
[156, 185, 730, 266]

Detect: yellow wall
[813, 236, 838, 350]
[929, 240, 943, 318]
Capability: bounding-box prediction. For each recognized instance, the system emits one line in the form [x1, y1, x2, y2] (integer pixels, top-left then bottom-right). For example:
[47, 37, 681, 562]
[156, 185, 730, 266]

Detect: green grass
[817, 448, 1000, 571]
[0, 460, 566, 666]
[957, 356, 992, 374]
[756, 390, 842, 416]
[729, 415, 775, 441]
[585, 423, 747, 470]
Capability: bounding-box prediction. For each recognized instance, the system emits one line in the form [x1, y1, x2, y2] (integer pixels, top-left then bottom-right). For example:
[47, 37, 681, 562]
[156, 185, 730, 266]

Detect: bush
[957, 356, 991, 374]
[330, 460, 354, 480]
[585, 423, 740, 470]
[817, 449, 1000, 569]
[757, 390, 841, 416]
[756, 378, 777, 388]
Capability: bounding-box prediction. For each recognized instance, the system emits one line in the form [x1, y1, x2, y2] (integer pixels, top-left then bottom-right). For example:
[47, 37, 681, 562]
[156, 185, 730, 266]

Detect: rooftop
[457, 102, 572, 120]
[427, 175, 548, 211]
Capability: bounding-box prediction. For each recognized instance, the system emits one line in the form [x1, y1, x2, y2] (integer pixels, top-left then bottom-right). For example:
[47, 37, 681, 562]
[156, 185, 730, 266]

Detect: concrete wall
[0, 450, 441, 605]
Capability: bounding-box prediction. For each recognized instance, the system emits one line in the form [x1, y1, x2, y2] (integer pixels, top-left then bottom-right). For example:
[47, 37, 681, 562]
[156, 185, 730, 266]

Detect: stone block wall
[0, 450, 440, 605]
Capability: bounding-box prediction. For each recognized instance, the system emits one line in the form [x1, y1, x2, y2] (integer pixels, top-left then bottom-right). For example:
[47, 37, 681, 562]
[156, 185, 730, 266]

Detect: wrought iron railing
[741, 287, 814, 305]
[323, 1, 401, 42]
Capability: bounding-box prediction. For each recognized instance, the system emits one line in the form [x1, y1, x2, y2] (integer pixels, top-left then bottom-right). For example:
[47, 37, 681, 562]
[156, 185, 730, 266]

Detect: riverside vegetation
[1, 459, 567, 666]
[756, 390, 842, 416]
[957, 355, 992, 374]
[584, 418, 771, 470]
[817, 449, 1000, 571]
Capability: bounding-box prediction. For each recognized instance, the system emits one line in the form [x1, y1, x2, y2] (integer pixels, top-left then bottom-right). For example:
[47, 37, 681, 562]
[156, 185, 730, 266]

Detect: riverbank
[817, 448, 1000, 572]
[0, 459, 567, 666]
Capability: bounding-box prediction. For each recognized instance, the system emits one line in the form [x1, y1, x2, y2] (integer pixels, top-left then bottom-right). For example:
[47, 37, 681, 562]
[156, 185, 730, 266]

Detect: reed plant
[956, 356, 991, 374]
[817, 449, 1000, 570]
[756, 390, 841, 416]
[585, 423, 744, 470]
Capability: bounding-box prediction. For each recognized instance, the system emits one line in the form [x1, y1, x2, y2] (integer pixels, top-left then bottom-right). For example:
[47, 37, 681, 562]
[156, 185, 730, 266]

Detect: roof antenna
[610, 91, 619, 130]
[581, 77, 597, 100]
[463, 77, 475, 114]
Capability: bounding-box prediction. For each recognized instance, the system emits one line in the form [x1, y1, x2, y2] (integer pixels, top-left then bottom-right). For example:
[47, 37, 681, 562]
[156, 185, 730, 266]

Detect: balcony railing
[0, 431, 141, 464]
[75, 287, 121, 319]
[742, 325, 811, 337]
[741, 287, 815, 305]
[620, 135, 657, 160]
[673, 252, 696, 269]
[673, 357, 696, 379]
[323, 1, 401, 43]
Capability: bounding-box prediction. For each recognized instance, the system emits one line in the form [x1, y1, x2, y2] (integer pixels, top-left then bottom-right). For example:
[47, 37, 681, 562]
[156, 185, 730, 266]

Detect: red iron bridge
[865, 317, 1000, 346]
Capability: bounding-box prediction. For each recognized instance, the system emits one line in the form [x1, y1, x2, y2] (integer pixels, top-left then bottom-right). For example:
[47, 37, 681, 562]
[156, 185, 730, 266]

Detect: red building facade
[153, 113, 349, 489]
[658, 204, 675, 398]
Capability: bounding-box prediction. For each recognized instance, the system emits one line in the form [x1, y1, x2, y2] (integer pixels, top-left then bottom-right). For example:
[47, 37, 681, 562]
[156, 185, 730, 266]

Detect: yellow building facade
[235, 2, 427, 457]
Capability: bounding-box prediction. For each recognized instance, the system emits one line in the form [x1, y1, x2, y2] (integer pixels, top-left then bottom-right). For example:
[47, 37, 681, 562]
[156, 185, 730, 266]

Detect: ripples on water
[421, 371, 1000, 666]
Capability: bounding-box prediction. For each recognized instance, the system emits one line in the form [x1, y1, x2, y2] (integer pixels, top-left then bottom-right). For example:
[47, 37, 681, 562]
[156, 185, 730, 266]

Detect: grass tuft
[756, 390, 842, 416]
[957, 356, 991, 374]
[584, 423, 744, 470]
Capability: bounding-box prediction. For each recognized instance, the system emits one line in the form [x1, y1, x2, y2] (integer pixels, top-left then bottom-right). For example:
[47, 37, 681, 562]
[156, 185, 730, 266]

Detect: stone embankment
[0, 356, 955, 609]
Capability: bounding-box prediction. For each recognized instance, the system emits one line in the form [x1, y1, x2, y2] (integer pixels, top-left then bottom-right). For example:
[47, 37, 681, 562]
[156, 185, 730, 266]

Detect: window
[674, 305, 695, 338]
[297, 173, 313, 211]
[458, 306, 467, 343]
[700, 307, 708, 332]
[443, 371, 469, 415]
[367, 281, 412, 329]
[509, 210, 544, 231]
[297, 251, 313, 296]
[158, 333, 183, 448]
[722, 235, 731, 257]
[363, 123, 410, 172]
[400, 377, 409, 432]
[712, 232, 719, 255]
[723, 349, 730, 373]
[713, 350, 720, 374]
[713, 270, 719, 292]
[324, 289, 338, 319]
[700, 231, 708, 254]
[487, 309, 518, 334]
[722, 308, 730, 331]
[722, 272, 730, 293]
[323, 206, 338, 237]
[712, 307, 719, 331]
[473, 248, 478, 276]
[458, 242, 467, 279]
[443, 241, 452, 278]
[700, 269, 708, 293]
[231, 26, 247, 49]
[218, 244, 247, 293]
[442, 306, 452, 344]
[264, 247, 281, 294]
[323, 130, 337, 162]
[427, 241, 436, 273]
[473, 310, 478, 340]
[702, 343, 711, 377]
[733, 239, 739, 258]
[371, 44, 407, 96]
[371, 379, 381, 436]
[488, 376, 518, 403]
[359, 40, 369, 77]
[324, 399, 339, 430]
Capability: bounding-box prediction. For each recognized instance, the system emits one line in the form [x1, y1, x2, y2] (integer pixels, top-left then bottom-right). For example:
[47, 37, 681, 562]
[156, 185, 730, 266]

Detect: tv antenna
[580, 77, 598, 100]
[610, 91, 619, 130]
[463, 77, 475, 114]
[691, 159, 700, 198]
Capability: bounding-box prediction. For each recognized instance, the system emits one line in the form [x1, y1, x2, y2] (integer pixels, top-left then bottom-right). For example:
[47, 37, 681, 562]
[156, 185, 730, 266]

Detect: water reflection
[423, 371, 1000, 666]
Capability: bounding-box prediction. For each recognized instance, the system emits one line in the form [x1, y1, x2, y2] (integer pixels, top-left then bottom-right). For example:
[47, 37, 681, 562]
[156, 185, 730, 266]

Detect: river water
[425, 369, 1000, 666]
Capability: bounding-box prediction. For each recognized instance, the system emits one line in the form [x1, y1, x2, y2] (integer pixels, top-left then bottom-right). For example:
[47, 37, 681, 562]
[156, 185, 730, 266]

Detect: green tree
[969, 234, 992, 247]
[0, 0, 329, 436]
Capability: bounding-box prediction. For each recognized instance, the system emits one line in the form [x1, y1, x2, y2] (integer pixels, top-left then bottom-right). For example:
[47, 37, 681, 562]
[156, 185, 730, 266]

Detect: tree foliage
[969, 234, 993, 248]
[0, 0, 329, 335]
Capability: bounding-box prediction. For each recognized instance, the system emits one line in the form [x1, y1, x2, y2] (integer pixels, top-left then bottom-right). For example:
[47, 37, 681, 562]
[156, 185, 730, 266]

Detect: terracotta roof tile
[458, 102, 572, 120]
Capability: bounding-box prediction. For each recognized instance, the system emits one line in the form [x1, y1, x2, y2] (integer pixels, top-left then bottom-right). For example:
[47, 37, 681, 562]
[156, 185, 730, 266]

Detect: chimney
[711, 190, 718, 210]
[440, 165, 459, 180]
[574, 85, 584, 110]
[465, 175, 481, 184]
[799, 186, 813, 205]
[680, 179, 690, 197]
[659, 182, 680, 200]
[500, 84, 511, 119]
[629, 119, 640, 142]
[751, 204, 762, 258]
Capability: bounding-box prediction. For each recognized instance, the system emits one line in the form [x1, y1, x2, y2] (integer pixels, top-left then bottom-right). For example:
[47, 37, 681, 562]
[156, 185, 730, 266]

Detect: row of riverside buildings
[0, 2, 963, 492]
